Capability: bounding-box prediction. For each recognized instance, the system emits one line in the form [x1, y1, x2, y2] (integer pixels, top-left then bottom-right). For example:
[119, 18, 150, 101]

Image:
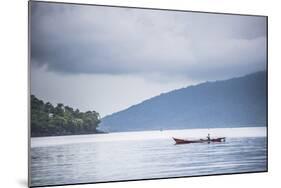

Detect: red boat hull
[173, 137, 226, 144]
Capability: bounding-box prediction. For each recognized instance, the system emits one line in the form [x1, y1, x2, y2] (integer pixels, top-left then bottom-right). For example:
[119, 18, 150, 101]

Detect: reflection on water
[31, 128, 267, 187]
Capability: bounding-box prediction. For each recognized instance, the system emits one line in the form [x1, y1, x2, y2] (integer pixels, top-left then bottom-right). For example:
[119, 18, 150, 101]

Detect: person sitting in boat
[207, 133, 211, 141]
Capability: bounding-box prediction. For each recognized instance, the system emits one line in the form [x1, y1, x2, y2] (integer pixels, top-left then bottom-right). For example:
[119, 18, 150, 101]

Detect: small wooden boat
[172, 137, 226, 144]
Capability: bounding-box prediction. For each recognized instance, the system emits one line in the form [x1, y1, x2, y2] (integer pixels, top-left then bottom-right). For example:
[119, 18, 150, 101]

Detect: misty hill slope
[100, 71, 267, 132]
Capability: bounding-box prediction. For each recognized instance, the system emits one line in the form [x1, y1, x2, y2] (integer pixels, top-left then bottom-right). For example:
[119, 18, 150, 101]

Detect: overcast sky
[30, 2, 267, 117]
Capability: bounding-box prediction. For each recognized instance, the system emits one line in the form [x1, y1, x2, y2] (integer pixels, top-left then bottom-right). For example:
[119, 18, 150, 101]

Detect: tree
[30, 95, 101, 137]
[45, 102, 54, 113]
[55, 103, 64, 116]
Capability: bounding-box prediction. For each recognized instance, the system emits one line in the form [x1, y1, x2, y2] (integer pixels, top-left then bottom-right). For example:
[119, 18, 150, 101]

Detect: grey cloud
[30, 2, 267, 80]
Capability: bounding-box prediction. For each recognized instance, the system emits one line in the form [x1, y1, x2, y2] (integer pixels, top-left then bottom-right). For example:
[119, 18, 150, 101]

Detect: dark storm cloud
[30, 1, 266, 80]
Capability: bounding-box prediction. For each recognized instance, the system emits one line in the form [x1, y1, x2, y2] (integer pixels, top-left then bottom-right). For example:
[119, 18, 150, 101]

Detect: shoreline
[30, 130, 108, 138]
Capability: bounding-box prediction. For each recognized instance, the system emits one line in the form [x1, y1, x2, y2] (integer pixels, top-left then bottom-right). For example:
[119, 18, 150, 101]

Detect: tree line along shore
[31, 95, 101, 137]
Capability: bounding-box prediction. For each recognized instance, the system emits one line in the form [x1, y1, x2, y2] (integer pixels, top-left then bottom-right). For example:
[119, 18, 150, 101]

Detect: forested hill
[100, 71, 267, 132]
[31, 95, 101, 137]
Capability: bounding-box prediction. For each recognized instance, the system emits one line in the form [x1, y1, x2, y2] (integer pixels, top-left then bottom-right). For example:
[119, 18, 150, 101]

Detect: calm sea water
[30, 127, 267, 187]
